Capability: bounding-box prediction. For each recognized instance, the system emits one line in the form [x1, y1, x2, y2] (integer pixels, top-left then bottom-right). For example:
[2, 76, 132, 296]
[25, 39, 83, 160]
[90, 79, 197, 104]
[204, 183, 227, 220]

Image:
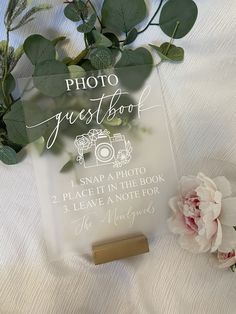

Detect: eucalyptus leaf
[102, 0, 147, 34]
[103, 117, 122, 127]
[10, 45, 24, 71]
[0, 128, 6, 143]
[124, 28, 138, 45]
[0, 40, 7, 54]
[77, 13, 96, 33]
[159, 0, 198, 38]
[14, 45, 24, 60]
[90, 47, 113, 69]
[102, 33, 120, 59]
[23, 34, 56, 65]
[3, 141, 22, 154]
[150, 43, 184, 62]
[0, 74, 15, 103]
[64, 1, 88, 22]
[34, 136, 45, 155]
[230, 264, 236, 272]
[110, 47, 120, 61]
[4, 99, 49, 145]
[50, 137, 64, 155]
[116, 47, 153, 90]
[116, 47, 153, 67]
[92, 30, 112, 47]
[0, 146, 17, 165]
[68, 65, 86, 79]
[85, 31, 96, 46]
[60, 159, 74, 173]
[3, 100, 29, 145]
[33, 60, 69, 97]
[80, 59, 96, 71]
[103, 33, 120, 48]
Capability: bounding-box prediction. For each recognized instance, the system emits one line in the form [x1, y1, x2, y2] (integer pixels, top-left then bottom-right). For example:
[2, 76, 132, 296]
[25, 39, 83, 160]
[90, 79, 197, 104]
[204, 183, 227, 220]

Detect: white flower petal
[195, 234, 211, 252]
[168, 217, 183, 235]
[203, 217, 217, 240]
[211, 219, 222, 252]
[178, 234, 204, 253]
[196, 186, 213, 202]
[168, 197, 179, 213]
[195, 186, 221, 204]
[179, 175, 200, 196]
[167, 213, 193, 235]
[197, 172, 217, 190]
[213, 191, 222, 204]
[219, 225, 236, 252]
[200, 202, 221, 220]
[220, 197, 236, 226]
[213, 176, 232, 198]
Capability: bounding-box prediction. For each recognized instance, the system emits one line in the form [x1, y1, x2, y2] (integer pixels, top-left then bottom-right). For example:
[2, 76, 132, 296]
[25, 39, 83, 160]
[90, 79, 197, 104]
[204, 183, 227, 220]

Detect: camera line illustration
[74, 129, 132, 168]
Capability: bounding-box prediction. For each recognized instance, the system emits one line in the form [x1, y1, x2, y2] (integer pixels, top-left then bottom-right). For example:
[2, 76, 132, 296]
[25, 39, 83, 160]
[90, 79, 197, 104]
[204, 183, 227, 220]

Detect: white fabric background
[1, 0, 236, 313]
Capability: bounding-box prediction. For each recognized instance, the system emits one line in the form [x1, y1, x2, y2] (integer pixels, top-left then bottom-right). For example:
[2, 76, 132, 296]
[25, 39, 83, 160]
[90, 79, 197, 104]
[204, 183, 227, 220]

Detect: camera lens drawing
[96, 143, 115, 163]
[74, 129, 132, 168]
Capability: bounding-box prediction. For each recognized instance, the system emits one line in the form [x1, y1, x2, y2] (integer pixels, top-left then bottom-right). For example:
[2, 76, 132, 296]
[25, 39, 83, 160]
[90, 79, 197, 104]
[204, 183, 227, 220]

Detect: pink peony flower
[216, 222, 236, 269]
[168, 173, 236, 253]
[217, 250, 236, 269]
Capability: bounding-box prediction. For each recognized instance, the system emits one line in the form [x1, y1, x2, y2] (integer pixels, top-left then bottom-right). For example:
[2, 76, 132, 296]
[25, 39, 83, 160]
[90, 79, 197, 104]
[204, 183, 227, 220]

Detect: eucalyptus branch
[119, 0, 164, 44]
[86, 0, 103, 30]
[137, 0, 164, 35]
[64, 0, 103, 30]
[68, 48, 89, 65]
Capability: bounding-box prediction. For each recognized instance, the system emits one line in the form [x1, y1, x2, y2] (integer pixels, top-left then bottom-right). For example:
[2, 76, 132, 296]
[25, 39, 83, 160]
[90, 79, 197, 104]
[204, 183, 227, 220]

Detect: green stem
[84, 34, 88, 49]
[165, 21, 180, 55]
[138, 0, 164, 35]
[1, 29, 10, 109]
[68, 48, 89, 65]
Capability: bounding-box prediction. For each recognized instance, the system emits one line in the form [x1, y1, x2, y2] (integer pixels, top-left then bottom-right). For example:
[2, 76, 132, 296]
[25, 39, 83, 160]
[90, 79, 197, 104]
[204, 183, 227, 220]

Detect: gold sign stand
[92, 234, 149, 265]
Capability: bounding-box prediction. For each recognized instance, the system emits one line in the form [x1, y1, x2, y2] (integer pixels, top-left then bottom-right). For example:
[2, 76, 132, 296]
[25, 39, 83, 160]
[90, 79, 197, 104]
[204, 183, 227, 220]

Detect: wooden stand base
[92, 234, 149, 265]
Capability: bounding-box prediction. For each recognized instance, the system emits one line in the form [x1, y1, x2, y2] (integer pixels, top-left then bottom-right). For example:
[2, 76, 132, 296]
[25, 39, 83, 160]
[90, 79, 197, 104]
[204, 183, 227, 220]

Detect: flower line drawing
[74, 129, 132, 168]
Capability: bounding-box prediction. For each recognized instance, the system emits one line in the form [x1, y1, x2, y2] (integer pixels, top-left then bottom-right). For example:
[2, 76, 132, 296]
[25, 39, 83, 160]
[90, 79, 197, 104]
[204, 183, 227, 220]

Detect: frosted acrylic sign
[19, 65, 177, 259]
